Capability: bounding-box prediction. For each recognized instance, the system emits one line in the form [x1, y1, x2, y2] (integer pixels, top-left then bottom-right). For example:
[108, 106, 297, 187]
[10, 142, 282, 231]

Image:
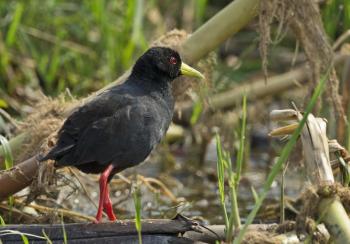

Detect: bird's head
[131, 47, 204, 81]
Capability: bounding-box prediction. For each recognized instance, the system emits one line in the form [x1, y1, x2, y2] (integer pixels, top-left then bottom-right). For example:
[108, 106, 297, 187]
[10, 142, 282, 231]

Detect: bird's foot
[103, 203, 117, 221]
[93, 218, 102, 224]
[108, 214, 117, 222]
[92, 217, 116, 224]
[94, 205, 104, 224]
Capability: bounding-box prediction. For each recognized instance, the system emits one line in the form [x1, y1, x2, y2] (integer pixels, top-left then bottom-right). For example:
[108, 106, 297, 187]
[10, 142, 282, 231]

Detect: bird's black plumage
[41, 47, 181, 176]
[40, 47, 203, 222]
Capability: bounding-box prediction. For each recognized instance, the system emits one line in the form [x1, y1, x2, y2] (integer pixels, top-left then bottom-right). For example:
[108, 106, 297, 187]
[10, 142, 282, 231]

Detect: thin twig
[0, 109, 20, 129]
[333, 29, 350, 51]
[138, 175, 179, 203]
[68, 168, 98, 210]
[16, 200, 95, 222]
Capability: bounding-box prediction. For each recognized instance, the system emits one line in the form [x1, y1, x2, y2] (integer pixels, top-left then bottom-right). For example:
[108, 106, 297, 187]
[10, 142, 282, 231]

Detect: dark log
[0, 218, 296, 244]
[0, 156, 39, 200]
[0, 216, 196, 243]
[1, 235, 193, 244]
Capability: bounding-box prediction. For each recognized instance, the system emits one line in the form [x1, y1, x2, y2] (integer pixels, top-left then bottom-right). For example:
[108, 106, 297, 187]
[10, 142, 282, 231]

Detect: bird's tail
[38, 144, 75, 162]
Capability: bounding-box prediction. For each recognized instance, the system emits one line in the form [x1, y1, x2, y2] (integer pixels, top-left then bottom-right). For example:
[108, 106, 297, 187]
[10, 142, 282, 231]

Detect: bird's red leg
[103, 185, 117, 221]
[94, 164, 114, 223]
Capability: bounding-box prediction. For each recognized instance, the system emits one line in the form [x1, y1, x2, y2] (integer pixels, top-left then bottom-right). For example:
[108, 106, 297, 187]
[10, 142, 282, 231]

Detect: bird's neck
[127, 73, 174, 109]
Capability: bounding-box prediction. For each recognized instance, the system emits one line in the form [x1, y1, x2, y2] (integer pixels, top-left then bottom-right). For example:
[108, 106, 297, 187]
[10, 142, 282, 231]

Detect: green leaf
[235, 95, 247, 185]
[61, 214, 68, 244]
[133, 184, 142, 244]
[215, 133, 229, 229]
[0, 135, 13, 170]
[20, 234, 29, 244]
[250, 186, 259, 203]
[6, 3, 24, 46]
[0, 135, 14, 221]
[42, 230, 53, 244]
[0, 100, 8, 108]
[0, 216, 6, 226]
[337, 152, 350, 186]
[190, 100, 203, 125]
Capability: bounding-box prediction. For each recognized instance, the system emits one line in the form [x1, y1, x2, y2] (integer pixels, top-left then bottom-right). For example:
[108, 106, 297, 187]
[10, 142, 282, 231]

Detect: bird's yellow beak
[180, 62, 205, 79]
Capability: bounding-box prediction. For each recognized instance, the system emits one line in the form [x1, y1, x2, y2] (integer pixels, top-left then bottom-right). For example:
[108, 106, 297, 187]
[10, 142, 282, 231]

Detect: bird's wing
[68, 102, 158, 168]
[43, 88, 131, 161]
[57, 94, 115, 146]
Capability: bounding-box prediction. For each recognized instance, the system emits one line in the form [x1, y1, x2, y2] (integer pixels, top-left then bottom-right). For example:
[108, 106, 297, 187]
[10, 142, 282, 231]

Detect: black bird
[40, 47, 204, 223]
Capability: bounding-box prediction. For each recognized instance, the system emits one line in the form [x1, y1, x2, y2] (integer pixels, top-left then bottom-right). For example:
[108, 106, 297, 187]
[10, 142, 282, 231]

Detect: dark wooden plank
[0, 216, 195, 243]
[2, 235, 194, 244]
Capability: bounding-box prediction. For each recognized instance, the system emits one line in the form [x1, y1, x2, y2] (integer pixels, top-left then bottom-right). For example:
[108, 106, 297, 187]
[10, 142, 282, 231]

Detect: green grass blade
[227, 156, 241, 240]
[20, 234, 29, 244]
[0, 216, 5, 226]
[280, 163, 287, 223]
[133, 184, 142, 244]
[42, 230, 53, 244]
[131, 0, 144, 43]
[0, 135, 14, 222]
[190, 100, 203, 125]
[336, 152, 350, 186]
[0, 32, 10, 74]
[215, 133, 229, 229]
[61, 214, 67, 244]
[47, 31, 65, 86]
[345, 0, 350, 30]
[195, 0, 208, 26]
[0, 100, 8, 108]
[233, 70, 329, 244]
[0, 133, 27, 159]
[235, 95, 247, 187]
[0, 135, 14, 170]
[225, 97, 246, 241]
[6, 3, 24, 46]
[250, 186, 259, 203]
[216, 133, 225, 201]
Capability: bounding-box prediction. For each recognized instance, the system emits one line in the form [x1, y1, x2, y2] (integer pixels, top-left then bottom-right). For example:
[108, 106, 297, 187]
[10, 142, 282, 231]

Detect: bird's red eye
[169, 56, 177, 65]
